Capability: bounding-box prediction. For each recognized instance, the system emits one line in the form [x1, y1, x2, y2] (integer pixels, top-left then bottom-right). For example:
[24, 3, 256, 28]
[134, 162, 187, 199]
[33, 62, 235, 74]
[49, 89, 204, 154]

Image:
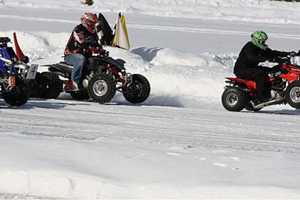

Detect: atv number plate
[26, 64, 39, 80]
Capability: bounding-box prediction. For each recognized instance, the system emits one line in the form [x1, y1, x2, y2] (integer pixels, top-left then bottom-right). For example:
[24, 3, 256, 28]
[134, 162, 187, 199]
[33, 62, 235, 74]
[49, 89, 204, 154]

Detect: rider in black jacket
[234, 31, 290, 103]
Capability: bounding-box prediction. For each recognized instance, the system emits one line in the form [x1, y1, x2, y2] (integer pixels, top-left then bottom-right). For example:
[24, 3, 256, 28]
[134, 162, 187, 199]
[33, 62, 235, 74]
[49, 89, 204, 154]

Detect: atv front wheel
[88, 73, 116, 104]
[123, 74, 150, 104]
[286, 80, 300, 109]
[1, 80, 29, 107]
[221, 87, 246, 112]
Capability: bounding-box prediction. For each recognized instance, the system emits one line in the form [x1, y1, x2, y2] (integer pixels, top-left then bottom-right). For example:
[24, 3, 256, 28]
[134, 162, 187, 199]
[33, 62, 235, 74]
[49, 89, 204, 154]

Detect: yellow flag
[112, 13, 130, 50]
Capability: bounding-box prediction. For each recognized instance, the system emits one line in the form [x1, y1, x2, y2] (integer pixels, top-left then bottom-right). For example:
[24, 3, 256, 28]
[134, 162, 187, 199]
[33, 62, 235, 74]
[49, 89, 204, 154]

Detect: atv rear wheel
[221, 87, 246, 112]
[37, 72, 63, 99]
[286, 80, 300, 109]
[88, 73, 116, 104]
[123, 74, 150, 104]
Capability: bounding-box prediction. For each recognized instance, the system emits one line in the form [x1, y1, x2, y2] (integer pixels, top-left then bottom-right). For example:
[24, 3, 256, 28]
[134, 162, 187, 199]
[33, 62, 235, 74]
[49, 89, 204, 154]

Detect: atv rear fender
[225, 77, 256, 91]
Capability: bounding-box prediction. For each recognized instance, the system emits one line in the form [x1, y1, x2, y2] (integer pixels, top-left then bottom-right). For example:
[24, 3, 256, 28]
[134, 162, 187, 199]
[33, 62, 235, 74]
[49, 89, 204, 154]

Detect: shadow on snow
[0, 98, 88, 110]
[245, 109, 300, 116]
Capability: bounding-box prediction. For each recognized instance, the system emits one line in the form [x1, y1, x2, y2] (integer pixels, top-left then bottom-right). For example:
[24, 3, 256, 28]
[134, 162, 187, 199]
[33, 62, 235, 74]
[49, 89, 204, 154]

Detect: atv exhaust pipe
[252, 97, 284, 109]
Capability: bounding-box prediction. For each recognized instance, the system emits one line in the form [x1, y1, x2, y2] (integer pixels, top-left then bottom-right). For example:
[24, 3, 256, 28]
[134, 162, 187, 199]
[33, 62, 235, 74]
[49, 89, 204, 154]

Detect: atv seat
[47, 62, 73, 78]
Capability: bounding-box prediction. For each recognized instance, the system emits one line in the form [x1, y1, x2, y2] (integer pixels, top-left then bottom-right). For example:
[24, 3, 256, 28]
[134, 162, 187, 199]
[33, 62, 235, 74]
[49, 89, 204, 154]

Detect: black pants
[235, 67, 271, 101]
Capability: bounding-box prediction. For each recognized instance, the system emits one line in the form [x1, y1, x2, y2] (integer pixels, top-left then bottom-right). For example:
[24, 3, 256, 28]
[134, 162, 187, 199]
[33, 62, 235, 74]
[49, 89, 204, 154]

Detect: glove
[21, 56, 29, 64]
[99, 49, 109, 57]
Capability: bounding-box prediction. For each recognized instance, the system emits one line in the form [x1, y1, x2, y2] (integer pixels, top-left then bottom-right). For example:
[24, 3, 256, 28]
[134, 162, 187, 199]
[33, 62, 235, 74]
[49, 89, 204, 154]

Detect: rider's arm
[265, 48, 290, 58]
[73, 31, 85, 44]
[6, 47, 17, 60]
[246, 44, 268, 63]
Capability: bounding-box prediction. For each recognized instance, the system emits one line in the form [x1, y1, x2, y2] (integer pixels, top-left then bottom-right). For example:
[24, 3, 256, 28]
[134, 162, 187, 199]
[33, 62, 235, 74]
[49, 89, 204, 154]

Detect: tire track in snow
[129, 24, 300, 40]
[0, 14, 76, 24]
[1, 103, 300, 153]
[1, 14, 300, 40]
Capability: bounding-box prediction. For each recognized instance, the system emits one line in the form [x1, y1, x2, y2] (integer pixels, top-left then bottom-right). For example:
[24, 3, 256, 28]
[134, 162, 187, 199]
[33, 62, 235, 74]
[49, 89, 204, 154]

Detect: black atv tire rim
[128, 81, 142, 96]
[289, 86, 300, 103]
[226, 92, 239, 107]
[92, 80, 108, 97]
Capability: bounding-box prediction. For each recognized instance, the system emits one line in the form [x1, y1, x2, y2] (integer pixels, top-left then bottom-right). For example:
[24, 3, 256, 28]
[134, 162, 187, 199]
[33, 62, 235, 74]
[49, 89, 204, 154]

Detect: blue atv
[0, 37, 37, 106]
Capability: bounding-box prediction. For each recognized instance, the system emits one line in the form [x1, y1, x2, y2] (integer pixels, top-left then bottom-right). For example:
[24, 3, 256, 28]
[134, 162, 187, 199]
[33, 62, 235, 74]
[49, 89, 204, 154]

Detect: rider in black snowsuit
[234, 31, 290, 103]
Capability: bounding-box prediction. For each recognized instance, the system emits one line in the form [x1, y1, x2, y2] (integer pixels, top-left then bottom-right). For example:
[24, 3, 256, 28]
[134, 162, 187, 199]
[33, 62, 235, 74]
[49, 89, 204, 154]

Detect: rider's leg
[236, 67, 270, 102]
[64, 53, 86, 85]
[253, 70, 270, 101]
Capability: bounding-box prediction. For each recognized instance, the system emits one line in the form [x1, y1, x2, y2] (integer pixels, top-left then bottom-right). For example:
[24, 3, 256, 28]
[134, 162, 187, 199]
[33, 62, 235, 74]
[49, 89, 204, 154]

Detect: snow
[1, 0, 300, 199]
[3, 0, 300, 25]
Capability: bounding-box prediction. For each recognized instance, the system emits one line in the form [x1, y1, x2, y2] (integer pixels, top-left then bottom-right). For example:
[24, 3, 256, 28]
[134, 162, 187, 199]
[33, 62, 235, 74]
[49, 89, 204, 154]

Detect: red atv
[222, 54, 300, 111]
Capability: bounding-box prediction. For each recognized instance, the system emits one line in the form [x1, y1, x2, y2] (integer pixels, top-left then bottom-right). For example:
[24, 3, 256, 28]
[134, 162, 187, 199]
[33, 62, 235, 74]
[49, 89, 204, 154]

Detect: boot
[64, 80, 78, 91]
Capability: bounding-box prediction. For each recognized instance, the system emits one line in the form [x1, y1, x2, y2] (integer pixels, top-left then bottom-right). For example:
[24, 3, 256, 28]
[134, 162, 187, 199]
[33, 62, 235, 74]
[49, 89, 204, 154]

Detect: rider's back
[234, 42, 268, 75]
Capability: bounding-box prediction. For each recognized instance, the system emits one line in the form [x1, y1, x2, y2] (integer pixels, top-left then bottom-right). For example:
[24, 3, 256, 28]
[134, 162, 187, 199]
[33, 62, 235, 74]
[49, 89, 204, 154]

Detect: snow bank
[129, 48, 231, 107]
[0, 31, 232, 107]
[0, 31, 67, 63]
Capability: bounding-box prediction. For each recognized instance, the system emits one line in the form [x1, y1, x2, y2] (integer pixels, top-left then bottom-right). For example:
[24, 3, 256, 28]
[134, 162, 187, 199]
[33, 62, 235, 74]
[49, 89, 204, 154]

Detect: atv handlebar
[269, 50, 300, 64]
[270, 56, 290, 64]
[0, 55, 13, 65]
[0, 55, 30, 67]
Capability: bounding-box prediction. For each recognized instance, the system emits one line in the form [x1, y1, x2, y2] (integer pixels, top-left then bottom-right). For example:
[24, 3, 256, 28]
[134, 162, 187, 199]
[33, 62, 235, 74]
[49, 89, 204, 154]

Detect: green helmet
[251, 31, 268, 50]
